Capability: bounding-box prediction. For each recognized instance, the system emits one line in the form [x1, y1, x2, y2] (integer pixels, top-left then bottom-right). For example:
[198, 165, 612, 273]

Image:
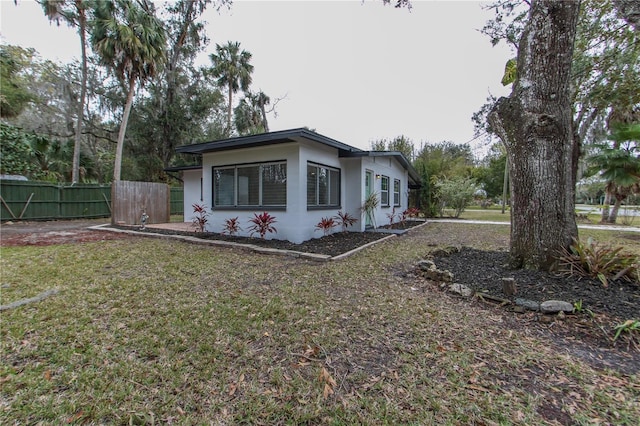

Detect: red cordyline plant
[248, 212, 277, 239]
[315, 217, 337, 236]
[386, 207, 398, 225]
[222, 217, 242, 236]
[400, 207, 420, 226]
[191, 203, 209, 232]
[403, 207, 420, 219]
[333, 211, 358, 232]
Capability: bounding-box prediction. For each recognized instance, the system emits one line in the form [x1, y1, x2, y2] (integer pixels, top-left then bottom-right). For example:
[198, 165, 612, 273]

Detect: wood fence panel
[111, 181, 170, 225]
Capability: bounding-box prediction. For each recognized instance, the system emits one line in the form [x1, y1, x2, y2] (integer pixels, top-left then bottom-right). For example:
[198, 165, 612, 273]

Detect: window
[307, 163, 340, 208]
[380, 175, 389, 207]
[393, 179, 401, 207]
[213, 161, 286, 208]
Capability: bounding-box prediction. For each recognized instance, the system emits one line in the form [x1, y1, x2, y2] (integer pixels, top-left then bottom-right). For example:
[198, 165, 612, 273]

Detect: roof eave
[175, 128, 363, 155]
[340, 151, 421, 186]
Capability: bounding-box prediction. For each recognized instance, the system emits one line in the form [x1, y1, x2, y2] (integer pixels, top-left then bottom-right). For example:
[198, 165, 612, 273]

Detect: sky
[0, 0, 514, 155]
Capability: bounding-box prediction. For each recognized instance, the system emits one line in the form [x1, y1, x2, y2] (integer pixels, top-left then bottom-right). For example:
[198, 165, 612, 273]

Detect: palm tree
[234, 90, 271, 135]
[590, 123, 640, 223]
[41, 0, 89, 184]
[90, 0, 166, 181]
[253, 90, 270, 132]
[208, 41, 253, 134]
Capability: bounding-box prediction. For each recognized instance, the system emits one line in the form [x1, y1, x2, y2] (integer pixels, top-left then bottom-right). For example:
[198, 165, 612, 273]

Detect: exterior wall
[297, 141, 349, 242]
[341, 157, 365, 231]
[360, 156, 409, 229]
[182, 169, 203, 223]
[201, 143, 307, 242]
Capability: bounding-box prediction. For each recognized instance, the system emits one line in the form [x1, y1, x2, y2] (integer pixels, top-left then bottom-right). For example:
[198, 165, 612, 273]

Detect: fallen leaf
[66, 411, 84, 423]
[323, 383, 334, 399]
[466, 384, 491, 393]
[43, 370, 52, 381]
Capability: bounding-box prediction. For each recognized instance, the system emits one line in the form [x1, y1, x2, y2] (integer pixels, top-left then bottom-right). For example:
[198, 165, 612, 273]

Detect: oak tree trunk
[488, 0, 581, 271]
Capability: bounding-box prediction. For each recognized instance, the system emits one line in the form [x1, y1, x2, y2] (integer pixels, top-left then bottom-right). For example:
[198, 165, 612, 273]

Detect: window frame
[307, 162, 341, 210]
[393, 178, 401, 207]
[380, 175, 390, 207]
[212, 160, 287, 210]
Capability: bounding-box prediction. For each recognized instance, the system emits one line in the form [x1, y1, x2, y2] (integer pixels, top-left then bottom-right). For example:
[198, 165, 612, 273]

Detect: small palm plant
[361, 192, 379, 228]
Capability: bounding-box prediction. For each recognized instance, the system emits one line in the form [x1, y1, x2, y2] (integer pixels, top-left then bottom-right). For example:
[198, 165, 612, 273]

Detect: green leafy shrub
[433, 177, 478, 218]
[613, 319, 640, 340]
[559, 237, 639, 287]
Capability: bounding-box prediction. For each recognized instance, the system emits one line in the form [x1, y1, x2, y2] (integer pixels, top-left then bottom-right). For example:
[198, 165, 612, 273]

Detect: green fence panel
[170, 187, 184, 215]
[0, 180, 60, 220]
[0, 180, 112, 221]
[61, 185, 112, 219]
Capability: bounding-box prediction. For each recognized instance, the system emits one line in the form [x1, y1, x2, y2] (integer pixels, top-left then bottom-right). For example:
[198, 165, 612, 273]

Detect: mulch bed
[114, 220, 426, 257]
[430, 247, 639, 321]
[119, 227, 383, 257]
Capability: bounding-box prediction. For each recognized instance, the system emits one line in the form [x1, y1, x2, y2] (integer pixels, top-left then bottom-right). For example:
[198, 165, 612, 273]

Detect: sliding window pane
[237, 166, 259, 206]
[262, 163, 287, 206]
[318, 167, 328, 205]
[329, 169, 339, 206]
[307, 165, 317, 205]
[214, 168, 235, 206]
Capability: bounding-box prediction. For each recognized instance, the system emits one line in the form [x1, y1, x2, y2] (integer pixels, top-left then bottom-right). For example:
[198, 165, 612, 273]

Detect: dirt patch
[1, 219, 130, 247]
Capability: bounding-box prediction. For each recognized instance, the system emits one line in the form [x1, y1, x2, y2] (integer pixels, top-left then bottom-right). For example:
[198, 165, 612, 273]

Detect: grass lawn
[1, 223, 639, 424]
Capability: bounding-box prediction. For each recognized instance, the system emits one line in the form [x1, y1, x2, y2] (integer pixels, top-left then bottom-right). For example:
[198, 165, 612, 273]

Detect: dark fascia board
[341, 150, 422, 187]
[164, 165, 203, 172]
[175, 128, 363, 155]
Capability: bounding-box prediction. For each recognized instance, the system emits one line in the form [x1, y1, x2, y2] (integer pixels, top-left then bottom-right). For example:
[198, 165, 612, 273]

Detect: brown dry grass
[1, 223, 638, 424]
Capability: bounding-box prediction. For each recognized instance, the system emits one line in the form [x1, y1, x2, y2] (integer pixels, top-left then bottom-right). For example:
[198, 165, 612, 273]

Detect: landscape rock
[515, 298, 540, 311]
[429, 246, 460, 257]
[416, 259, 454, 283]
[422, 267, 453, 283]
[417, 260, 436, 271]
[540, 300, 574, 314]
[448, 283, 474, 297]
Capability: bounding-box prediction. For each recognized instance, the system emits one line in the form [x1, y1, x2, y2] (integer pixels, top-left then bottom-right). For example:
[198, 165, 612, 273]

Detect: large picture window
[213, 161, 286, 208]
[307, 163, 340, 208]
[380, 175, 390, 207]
[393, 178, 401, 207]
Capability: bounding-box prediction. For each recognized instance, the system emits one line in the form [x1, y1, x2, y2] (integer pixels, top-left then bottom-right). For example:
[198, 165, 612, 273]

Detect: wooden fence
[0, 180, 183, 221]
[111, 181, 170, 225]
